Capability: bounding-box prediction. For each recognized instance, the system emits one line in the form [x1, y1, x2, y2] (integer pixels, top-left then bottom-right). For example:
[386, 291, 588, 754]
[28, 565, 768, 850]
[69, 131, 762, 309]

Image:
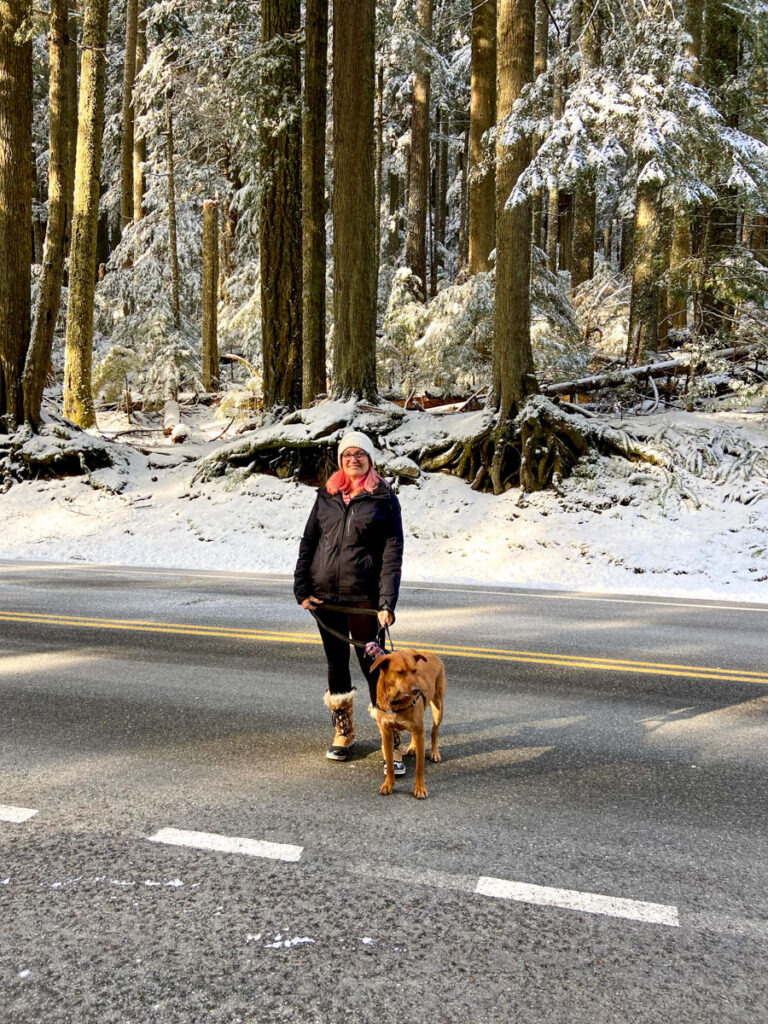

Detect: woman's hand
[378, 609, 394, 628]
[301, 596, 323, 610]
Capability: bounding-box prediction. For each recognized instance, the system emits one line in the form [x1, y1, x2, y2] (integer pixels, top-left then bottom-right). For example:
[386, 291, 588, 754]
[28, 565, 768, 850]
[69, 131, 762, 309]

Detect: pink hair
[326, 466, 380, 496]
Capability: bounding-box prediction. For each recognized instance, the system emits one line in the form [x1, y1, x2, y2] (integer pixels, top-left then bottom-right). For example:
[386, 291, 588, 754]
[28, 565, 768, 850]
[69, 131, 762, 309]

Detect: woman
[294, 431, 404, 767]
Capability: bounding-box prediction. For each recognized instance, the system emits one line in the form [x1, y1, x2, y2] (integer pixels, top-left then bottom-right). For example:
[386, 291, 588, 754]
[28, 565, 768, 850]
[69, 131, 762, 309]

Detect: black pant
[315, 604, 381, 705]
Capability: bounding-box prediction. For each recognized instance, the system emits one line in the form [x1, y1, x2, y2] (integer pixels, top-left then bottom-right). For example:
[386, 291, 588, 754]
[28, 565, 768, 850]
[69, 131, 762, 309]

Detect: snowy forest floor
[2, 401, 767, 604]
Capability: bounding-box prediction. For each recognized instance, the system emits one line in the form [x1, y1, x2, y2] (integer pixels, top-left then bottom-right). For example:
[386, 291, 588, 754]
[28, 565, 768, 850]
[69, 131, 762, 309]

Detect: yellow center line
[0, 610, 765, 686]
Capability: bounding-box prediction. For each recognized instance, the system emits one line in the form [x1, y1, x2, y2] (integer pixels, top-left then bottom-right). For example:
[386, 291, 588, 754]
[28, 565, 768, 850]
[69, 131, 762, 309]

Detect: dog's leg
[379, 725, 396, 796]
[413, 728, 427, 799]
[429, 666, 445, 763]
[429, 700, 443, 763]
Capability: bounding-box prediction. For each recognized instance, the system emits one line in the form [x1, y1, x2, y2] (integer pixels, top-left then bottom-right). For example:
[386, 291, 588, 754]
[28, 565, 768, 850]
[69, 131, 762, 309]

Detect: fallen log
[542, 343, 765, 398]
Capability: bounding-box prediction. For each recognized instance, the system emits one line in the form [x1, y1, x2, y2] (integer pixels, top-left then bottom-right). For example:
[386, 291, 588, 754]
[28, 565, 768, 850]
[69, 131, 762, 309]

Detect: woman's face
[341, 448, 371, 480]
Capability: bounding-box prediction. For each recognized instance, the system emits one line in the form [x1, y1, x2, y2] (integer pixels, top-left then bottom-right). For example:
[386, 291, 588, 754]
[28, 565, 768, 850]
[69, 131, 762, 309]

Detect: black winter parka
[294, 481, 403, 612]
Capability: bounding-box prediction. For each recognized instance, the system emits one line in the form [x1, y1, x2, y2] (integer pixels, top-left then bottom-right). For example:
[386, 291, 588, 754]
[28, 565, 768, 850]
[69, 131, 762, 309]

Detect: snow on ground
[1, 403, 766, 604]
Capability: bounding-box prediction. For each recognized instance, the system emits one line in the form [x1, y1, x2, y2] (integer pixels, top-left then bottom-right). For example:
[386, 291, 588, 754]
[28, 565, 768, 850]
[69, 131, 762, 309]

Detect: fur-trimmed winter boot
[324, 688, 356, 761]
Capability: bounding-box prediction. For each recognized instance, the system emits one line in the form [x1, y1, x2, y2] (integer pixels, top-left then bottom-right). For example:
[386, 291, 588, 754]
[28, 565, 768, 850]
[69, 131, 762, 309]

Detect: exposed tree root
[192, 396, 665, 495]
[412, 395, 665, 494]
[0, 415, 114, 491]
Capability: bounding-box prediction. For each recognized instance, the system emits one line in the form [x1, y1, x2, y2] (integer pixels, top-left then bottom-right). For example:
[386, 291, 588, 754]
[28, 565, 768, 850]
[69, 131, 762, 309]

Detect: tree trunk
[62, 0, 108, 429]
[31, 154, 45, 264]
[668, 210, 690, 332]
[120, 0, 138, 235]
[219, 140, 241, 290]
[302, 0, 328, 406]
[458, 122, 470, 271]
[699, 0, 738, 337]
[332, 0, 377, 400]
[405, 0, 432, 300]
[260, 0, 302, 411]
[546, 55, 564, 272]
[558, 193, 573, 273]
[24, 0, 77, 427]
[202, 200, 219, 392]
[492, 0, 538, 489]
[468, 0, 496, 275]
[531, 0, 547, 248]
[375, 60, 384, 271]
[387, 169, 400, 257]
[570, 0, 599, 291]
[619, 214, 634, 271]
[165, 92, 180, 329]
[431, 105, 448, 296]
[64, 0, 78, 249]
[685, 0, 703, 67]
[0, 0, 33, 431]
[133, 0, 147, 223]
[626, 170, 662, 364]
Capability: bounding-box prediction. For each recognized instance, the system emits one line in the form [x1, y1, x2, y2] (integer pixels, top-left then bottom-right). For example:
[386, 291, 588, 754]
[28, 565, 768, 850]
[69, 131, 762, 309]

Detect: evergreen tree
[469, 0, 496, 275]
[24, 0, 77, 427]
[333, 0, 377, 400]
[302, 0, 328, 406]
[260, 0, 302, 411]
[0, 0, 33, 431]
[405, 0, 433, 299]
[491, 0, 538, 492]
[63, 0, 109, 428]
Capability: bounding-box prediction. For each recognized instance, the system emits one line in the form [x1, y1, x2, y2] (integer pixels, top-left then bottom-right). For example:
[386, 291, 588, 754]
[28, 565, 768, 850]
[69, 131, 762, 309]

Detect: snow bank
[0, 406, 765, 604]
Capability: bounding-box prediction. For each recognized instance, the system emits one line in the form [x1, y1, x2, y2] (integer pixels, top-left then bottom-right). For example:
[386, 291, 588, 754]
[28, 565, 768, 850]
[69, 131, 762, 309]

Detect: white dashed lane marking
[476, 875, 680, 927]
[147, 827, 303, 863]
[0, 805, 38, 823]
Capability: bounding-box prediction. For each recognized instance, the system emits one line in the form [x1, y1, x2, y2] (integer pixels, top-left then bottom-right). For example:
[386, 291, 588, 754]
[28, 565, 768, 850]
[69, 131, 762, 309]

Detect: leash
[309, 603, 395, 656]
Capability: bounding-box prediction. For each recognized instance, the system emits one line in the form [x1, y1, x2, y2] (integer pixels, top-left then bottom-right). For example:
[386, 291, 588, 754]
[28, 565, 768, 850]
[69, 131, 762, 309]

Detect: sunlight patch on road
[437, 746, 554, 771]
[0, 649, 101, 678]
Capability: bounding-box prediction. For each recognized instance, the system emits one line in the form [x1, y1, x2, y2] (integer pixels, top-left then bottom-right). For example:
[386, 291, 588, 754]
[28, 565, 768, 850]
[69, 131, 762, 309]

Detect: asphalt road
[1, 561, 767, 1024]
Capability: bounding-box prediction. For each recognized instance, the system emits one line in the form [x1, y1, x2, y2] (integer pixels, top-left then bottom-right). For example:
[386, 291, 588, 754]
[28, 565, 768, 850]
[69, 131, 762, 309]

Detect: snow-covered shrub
[92, 346, 142, 405]
[379, 257, 584, 397]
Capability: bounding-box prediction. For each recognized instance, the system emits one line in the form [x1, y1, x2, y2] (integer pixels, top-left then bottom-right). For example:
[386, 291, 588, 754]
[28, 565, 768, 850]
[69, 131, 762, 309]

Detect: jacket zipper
[335, 489, 387, 598]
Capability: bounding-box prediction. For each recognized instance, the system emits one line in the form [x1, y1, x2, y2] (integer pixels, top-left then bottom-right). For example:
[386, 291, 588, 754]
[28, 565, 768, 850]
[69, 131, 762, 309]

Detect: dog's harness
[374, 691, 426, 715]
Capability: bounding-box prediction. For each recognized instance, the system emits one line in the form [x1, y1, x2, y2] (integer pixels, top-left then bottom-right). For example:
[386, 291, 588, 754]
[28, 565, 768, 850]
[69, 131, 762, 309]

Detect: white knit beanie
[337, 431, 377, 467]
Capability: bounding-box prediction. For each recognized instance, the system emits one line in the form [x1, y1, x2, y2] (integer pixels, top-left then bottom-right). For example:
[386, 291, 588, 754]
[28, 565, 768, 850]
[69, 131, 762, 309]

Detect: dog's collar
[375, 692, 425, 715]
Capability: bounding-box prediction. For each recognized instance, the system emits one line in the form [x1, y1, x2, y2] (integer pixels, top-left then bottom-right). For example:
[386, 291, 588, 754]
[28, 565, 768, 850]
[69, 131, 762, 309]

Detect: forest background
[0, 0, 767, 562]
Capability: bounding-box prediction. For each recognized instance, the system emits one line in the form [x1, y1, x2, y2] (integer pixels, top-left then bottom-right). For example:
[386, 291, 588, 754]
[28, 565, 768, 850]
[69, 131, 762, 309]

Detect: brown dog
[370, 649, 446, 799]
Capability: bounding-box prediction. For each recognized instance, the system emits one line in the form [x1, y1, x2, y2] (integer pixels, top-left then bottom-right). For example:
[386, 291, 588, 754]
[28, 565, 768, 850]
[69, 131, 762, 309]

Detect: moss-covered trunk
[61, 0, 107, 428]
[405, 0, 432, 299]
[468, 0, 496, 276]
[24, 0, 76, 427]
[0, 0, 33, 432]
[120, 0, 138, 236]
[302, 0, 328, 407]
[202, 200, 219, 392]
[332, 0, 377, 400]
[491, 0, 538, 492]
[260, 0, 303, 411]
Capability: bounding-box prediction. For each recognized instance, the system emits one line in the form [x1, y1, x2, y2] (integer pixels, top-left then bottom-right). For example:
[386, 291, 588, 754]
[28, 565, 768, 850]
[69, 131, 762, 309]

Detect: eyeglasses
[342, 450, 368, 462]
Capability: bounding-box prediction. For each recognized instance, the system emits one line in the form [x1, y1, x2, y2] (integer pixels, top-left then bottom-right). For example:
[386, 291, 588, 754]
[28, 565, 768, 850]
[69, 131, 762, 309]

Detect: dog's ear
[414, 652, 428, 663]
[370, 653, 391, 673]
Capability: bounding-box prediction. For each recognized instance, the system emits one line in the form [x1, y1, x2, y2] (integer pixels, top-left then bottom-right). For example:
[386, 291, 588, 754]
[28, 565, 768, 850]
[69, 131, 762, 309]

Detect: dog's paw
[429, 750, 442, 763]
[379, 779, 394, 796]
[404, 743, 417, 758]
[413, 784, 428, 799]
